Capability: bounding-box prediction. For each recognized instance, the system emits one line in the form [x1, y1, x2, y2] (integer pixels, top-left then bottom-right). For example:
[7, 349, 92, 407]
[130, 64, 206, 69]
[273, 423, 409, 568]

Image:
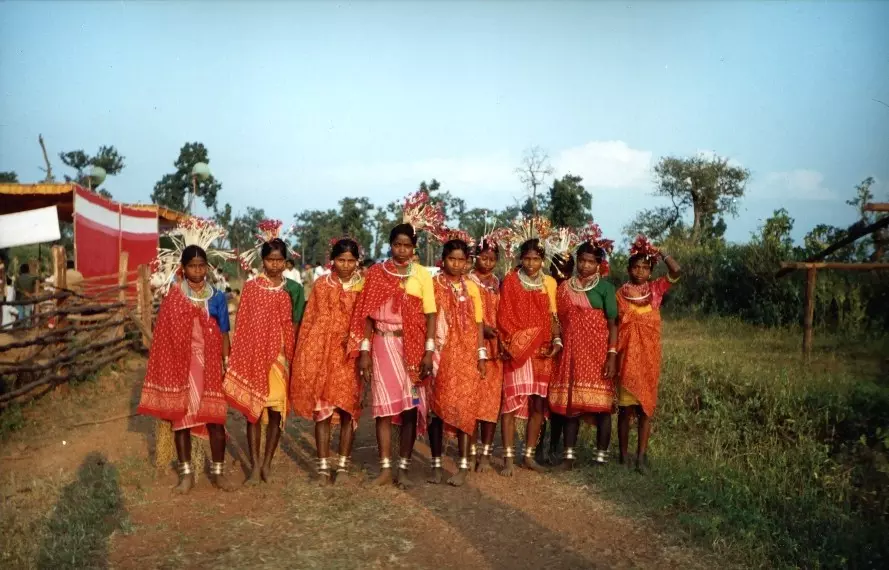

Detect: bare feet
[318, 470, 333, 486]
[500, 457, 515, 477]
[521, 457, 547, 473]
[475, 455, 493, 474]
[210, 473, 238, 492]
[635, 455, 650, 475]
[332, 469, 350, 485]
[371, 467, 392, 486]
[447, 469, 469, 487]
[396, 468, 414, 490]
[427, 467, 444, 484]
[555, 458, 574, 472]
[173, 473, 194, 494]
[260, 464, 272, 483]
[244, 468, 262, 486]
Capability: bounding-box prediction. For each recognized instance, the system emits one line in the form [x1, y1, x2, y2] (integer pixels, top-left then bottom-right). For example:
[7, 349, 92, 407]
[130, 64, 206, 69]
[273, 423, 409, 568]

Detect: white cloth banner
[0, 206, 61, 248]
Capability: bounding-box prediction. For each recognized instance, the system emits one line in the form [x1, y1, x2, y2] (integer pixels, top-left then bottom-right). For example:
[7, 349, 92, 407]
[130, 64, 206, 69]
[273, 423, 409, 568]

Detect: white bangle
[359, 338, 371, 352]
[552, 338, 563, 347]
[425, 338, 435, 352]
[477, 347, 488, 360]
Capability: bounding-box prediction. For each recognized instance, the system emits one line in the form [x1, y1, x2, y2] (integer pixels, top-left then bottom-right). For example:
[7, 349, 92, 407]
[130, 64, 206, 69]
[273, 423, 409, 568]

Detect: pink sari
[171, 317, 210, 439]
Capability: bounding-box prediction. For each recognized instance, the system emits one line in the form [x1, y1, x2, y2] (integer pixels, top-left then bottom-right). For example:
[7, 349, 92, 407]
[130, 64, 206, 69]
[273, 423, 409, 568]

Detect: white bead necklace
[568, 274, 600, 292]
[517, 269, 544, 290]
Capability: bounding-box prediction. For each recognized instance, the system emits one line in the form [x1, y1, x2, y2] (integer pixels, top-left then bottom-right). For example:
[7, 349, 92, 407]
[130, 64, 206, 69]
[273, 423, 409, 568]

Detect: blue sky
[2, 1, 887, 243]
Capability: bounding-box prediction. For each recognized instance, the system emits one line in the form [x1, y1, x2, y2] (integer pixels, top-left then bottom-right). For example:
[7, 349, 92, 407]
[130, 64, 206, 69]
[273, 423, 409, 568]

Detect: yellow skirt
[261, 353, 289, 428]
[618, 386, 641, 407]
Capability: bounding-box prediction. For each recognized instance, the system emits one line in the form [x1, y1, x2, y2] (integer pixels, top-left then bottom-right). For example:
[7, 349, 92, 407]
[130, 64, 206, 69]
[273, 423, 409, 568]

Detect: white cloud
[763, 169, 835, 201]
[553, 140, 653, 189]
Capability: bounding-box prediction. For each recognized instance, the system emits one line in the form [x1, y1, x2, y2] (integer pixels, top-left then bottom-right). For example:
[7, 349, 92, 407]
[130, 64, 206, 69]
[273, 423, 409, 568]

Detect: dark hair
[549, 252, 574, 283]
[234, 288, 241, 294]
[362, 258, 375, 268]
[20, 263, 30, 274]
[225, 286, 232, 293]
[261, 238, 288, 259]
[389, 223, 418, 246]
[331, 238, 361, 260]
[442, 239, 470, 260]
[285, 259, 295, 267]
[576, 242, 605, 261]
[474, 239, 500, 259]
[519, 239, 545, 258]
[180, 245, 207, 265]
[628, 253, 654, 269]
[66, 260, 75, 270]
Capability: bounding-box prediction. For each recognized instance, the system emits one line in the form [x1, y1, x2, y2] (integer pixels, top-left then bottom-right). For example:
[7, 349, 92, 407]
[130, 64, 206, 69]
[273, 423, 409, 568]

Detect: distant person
[312, 263, 329, 282]
[15, 263, 38, 323]
[1, 268, 16, 329]
[616, 236, 681, 474]
[283, 259, 302, 284]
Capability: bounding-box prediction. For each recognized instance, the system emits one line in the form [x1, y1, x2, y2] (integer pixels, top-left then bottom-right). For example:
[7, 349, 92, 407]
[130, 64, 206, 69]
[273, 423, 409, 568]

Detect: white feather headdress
[152, 217, 234, 293]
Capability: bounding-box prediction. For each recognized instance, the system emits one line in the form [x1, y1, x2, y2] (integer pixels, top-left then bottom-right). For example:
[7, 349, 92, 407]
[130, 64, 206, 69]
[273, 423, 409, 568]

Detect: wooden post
[136, 264, 153, 349]
[52, 246, 67, 329]
[803, 267, 817, 357]
[117, 251, 129, 340]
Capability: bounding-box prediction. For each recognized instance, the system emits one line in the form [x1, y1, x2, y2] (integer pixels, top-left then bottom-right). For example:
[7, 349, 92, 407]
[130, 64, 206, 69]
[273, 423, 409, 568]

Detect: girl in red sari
[427, 238, 487, 487]
[290, 238, 364, 485]
[498, 238, 561, 476]
[138, 245, 237, 493]
[468, 237, 503, 473]
[223, 238, 306, 485]
[617, 236, 681, 473]
[352, 224, 437, 489]
[550, 240, 618, 469]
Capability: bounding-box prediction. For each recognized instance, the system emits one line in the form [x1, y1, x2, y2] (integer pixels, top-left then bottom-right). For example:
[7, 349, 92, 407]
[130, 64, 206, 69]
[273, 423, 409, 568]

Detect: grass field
[576, 317, 889, 569]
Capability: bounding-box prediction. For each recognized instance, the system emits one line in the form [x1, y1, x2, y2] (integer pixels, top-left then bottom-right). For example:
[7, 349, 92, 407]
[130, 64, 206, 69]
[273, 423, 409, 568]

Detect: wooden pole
[803, 267, 817, 358]
[864, 202, 889, 213]
[136, 264, 153, 349]
[52, 246, 67, 329]
[780, 261, 889, 271]
[117, 251, 129, 339]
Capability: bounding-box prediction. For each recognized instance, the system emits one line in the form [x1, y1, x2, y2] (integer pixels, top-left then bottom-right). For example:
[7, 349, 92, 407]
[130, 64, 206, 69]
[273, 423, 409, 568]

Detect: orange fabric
[471, 272, 503, 423]
[497, 270, 553, 371]
[617, 287, 663, 416]
[223, 277, 296, 423]
[430, 277, 483, 434]
[347, 262, 428, 384]
[290, 276, 362, 422]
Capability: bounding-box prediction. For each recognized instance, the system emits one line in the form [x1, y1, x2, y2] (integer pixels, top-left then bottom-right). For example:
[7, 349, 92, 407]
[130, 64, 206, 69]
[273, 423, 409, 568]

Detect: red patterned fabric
[348, 262, 427, 384]
[470, 272, 502, 423]
[431, 277, 482, 434]
[138, 286, 226, 425]
[223, 276, 295, 423]
[290, 276, 362, 422]
[549, 283, 613, 416]
[497, 270, 551, 371]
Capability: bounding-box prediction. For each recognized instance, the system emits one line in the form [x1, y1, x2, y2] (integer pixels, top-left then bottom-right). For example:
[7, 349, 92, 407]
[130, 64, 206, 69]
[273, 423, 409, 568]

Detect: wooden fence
[0, 246, 155, 408]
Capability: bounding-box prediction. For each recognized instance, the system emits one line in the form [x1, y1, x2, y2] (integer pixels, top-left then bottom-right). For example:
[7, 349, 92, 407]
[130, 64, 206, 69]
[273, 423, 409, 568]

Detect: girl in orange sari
[468, 236, 503, 473]
[617, 236, 681, 473]
[427, 238, 487, 487]
[498, 238, 561, 476]
[290, 238, 364, 484]
[223, 238, 306, 485]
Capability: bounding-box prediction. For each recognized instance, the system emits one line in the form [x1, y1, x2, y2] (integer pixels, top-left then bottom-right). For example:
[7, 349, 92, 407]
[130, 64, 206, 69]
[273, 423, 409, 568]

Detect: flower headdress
[433, 226, 476, 248]
[501, 216, 579, 272]
[576, 222, 615, 276]
[402, 191, 445, 234]
[152, 217, 235, 293]
[629, 234, 660, 264]
[238, 219, 299, 271]
[474, 227, 511, 257]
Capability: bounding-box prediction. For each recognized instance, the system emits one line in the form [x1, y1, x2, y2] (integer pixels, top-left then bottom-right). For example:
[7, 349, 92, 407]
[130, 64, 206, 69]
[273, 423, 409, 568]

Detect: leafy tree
[756, 208, 794, 251]
[645, 154, 750, 244]
[0, 171, 18, 183]
[151, 142, 223, 213]
[803, 224, 854, 260]
[58, 145, 126, 197]
[548, 174, 592, 228]
[371, 200, 401, 259]
[623, 206, 683, 242]
[295, 209, 339, 265]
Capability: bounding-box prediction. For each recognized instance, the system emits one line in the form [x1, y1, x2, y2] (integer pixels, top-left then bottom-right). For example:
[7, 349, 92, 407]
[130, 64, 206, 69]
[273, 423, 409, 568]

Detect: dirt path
[1, 358, 711, 569]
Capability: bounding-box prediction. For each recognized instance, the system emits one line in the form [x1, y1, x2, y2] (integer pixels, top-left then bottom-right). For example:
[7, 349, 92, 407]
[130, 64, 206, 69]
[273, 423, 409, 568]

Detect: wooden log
[776, 215, 889, 278]
[0, 317, 126, 353]
[52, 246, 67, 329]
[136, 264, 153, 349]
[780, 261, 889, 271]
[864, 202, 889, 213]
[0, 335, 131, 372]
[803, 267, 817, 358]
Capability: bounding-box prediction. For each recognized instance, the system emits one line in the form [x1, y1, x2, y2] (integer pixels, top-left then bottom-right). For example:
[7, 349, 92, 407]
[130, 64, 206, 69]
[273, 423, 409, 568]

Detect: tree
[151, 142, 223, 213]
[0, 171, 18, 183]
[623, 206, 683, 243]
[58, 145, 126, 197]
[514, 146, 554, 218]
[548, 174, 592, 228]
[845, 176, 887, 260]
[756, 208, 794, 251]
[650, 154, 750, 244]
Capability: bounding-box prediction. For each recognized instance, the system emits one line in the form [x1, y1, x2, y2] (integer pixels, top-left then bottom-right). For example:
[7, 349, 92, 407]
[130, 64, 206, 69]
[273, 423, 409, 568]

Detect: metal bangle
[425, 338, 435, 352]
[359, 338, 371, 352]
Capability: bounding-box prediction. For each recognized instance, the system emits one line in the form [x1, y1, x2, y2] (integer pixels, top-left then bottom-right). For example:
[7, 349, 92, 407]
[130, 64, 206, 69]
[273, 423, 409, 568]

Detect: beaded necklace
[517, 268, 544, 290]
[568, 273, 600, 293]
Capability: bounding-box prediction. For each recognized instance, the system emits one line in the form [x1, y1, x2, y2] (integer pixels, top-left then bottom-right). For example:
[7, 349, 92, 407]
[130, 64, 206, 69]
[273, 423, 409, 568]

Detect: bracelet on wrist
[359, 338, 371, 352]
[425, 338, 436, 352]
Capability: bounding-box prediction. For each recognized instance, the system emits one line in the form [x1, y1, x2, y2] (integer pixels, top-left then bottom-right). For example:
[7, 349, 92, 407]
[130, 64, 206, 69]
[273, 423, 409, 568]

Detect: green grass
[577, 317, 889, 569]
